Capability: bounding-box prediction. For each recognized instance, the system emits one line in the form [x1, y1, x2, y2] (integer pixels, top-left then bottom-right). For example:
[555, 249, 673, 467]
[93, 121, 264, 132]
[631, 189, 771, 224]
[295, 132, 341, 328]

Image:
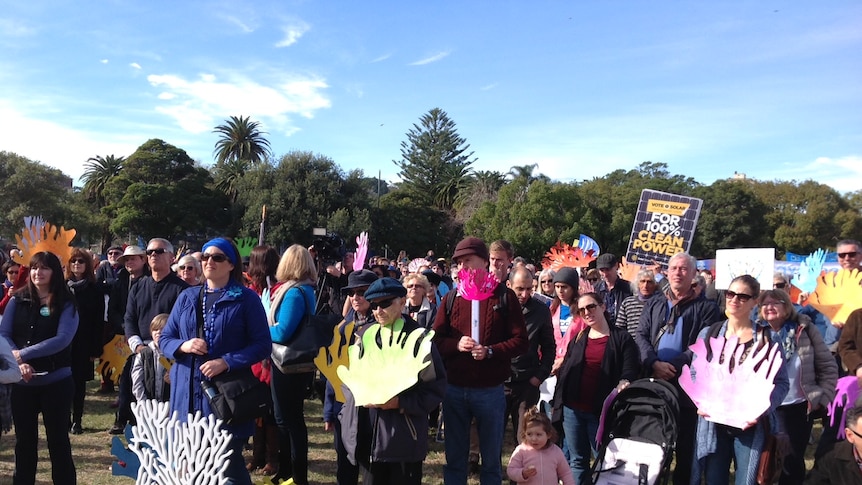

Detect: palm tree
[82, 155, 125, 207]
[214, 158, 250, 203]
[81, 154, 124, 251]
[213, 115, 272, 165]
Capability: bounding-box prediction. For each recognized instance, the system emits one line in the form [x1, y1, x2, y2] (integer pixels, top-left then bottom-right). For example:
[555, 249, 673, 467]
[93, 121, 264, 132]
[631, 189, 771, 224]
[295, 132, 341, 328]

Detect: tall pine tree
[394, 108, 476, 213]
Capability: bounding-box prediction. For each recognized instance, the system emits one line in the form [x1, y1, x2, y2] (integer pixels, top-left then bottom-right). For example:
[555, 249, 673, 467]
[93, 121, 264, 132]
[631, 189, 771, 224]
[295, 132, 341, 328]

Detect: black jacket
[804, 440, 862, 484]
[551, 325, 640, 423]
[123, 273, 188, 345]
[509, 296, 555, 383]
[595, 278, 634, 326]
[634, 291, 721, 377]
[339, 317, 447, 464]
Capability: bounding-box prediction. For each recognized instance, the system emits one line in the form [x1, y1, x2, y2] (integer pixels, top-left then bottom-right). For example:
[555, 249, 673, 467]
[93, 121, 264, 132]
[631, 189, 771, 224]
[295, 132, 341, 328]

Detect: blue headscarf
[201, 238, 239, 266]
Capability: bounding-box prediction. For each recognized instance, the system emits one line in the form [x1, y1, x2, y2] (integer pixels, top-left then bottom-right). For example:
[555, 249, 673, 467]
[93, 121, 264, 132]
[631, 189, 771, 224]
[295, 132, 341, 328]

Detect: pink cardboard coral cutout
[457, 268, 499, 344]
[353, 231, 368, 272]
[679, 336, 781, 429]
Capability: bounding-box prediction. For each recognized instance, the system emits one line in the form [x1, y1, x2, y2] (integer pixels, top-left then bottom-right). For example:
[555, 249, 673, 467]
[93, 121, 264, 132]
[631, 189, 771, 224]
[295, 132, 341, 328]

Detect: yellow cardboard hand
[314, 321, 354, 403]
[336, 323, 434, 407]
[810, 269, 862, 324]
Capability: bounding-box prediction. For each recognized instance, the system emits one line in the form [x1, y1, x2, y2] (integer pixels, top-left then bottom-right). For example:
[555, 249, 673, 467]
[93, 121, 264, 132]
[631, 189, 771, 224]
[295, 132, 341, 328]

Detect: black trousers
[12, 376, 76, 485]
[271, 370, 312, 485]
[504, 380, 540, 445]
[673, 406, 697, 485]
[776, 401, 813, 485]
[359, 461, 423, 485]
[333, 417, 359, 485]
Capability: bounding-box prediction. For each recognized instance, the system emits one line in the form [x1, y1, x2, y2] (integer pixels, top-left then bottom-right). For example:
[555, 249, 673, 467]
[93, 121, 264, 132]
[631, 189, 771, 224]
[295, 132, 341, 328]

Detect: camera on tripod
[311, 228, 346, 266]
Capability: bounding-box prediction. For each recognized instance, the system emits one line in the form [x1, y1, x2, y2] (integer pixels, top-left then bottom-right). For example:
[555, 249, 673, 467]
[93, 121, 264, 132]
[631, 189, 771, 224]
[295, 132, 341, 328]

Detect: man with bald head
[504, 266, 555, 444]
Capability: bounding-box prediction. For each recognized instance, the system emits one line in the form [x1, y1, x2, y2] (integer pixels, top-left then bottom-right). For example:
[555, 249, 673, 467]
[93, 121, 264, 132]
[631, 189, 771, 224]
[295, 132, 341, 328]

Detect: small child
[507, 408, 575, 485]
[130, 313, 171, 403]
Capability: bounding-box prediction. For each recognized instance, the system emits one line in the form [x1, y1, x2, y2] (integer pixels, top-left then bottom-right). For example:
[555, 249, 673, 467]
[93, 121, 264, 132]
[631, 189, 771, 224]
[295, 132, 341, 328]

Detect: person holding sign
[433, 236, 528, 485]
[338, 277, 446, 485]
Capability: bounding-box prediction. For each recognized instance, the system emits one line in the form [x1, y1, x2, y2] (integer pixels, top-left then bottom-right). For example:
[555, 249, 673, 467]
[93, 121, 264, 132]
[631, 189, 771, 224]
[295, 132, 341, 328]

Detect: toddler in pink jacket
[507, 408, 575, 485]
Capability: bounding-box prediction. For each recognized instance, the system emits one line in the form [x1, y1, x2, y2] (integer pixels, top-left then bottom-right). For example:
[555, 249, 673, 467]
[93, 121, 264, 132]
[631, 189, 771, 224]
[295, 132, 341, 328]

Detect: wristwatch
[486, 346, 494, 358]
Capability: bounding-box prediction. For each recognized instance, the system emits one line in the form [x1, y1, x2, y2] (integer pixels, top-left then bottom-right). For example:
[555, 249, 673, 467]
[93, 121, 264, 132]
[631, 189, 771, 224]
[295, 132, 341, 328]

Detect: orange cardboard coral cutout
[809, 269, 862, 324]
[542, 242, 596, 270]
[11, 216, 76, 267]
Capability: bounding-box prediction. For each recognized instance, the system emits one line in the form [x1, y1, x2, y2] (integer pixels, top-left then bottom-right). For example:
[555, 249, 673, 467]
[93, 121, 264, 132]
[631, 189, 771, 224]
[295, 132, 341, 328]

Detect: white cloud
[218, 14, 255, 34]
[0, 18, 35, 37]
[371, 53, 391, 63]
[147, 71, 331, 135]
[803, 156, 862, 193]
[275, 22, 309, 48]
[100, 59, 109, 64]
[130, 62, 142, 70]
[0, 100, 140, 184]
[480, 83, 497, 91]
[409, 51, 450, 66]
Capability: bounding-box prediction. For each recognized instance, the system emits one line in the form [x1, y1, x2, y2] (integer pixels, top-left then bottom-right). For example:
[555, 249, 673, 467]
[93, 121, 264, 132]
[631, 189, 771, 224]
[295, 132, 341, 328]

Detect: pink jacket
[507, 443, 575, 485]
[552, 304, 586, 359]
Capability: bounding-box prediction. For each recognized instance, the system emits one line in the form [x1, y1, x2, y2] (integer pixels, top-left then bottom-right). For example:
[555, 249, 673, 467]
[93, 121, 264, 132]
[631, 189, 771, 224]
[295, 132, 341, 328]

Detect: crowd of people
[0, 236, 860, 484]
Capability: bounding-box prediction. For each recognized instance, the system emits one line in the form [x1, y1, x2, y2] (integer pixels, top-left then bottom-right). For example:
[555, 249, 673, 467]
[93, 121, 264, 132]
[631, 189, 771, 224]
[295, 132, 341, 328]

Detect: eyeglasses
[70, 258, 87, 264]
[178, 265, 195, 271]
[405, 284, 424, 290]
[725, 290, 754, 303]
[847, 426, 862, 440]
[201, 253, 229, 263]
[540, 280, 552, 285]
[146, 248, 167, 256]
[108, 251, 123, 256]
[838, 251, 859, 259]
[578, 303, 599, 315]
[587, 278, 598, 283]
[761, 300, 785, 308]
[370, 298, 397, 311]
[347, 289, 366, 297]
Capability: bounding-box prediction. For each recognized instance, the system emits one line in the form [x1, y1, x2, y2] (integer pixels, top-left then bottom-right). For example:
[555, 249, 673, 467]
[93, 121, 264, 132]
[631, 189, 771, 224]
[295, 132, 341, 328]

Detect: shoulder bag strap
[189, 287, 204, 414]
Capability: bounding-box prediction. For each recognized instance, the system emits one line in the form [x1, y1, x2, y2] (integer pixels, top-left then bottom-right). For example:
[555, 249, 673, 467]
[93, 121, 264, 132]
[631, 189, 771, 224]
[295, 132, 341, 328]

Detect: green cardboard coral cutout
[234, 237, 257, 258]
[336, 322, 434, 406]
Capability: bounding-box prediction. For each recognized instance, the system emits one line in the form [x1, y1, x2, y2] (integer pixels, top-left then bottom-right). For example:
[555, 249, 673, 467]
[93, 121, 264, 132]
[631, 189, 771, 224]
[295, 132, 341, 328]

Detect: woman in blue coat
[161, 238, 271, 485]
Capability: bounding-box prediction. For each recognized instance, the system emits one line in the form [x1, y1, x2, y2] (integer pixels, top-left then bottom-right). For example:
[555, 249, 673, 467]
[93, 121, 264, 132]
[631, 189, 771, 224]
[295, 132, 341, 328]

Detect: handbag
[193, 287, 271, 425]
[270, 286, 341, 374]
[756, 421, 783, 485]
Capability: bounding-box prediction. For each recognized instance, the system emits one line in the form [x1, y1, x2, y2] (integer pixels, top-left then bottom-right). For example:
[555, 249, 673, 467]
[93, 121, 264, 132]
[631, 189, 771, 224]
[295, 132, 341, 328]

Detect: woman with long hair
[0, 251, 79, 485]
[551, 292, 639, 484]
[691, 275, 789, 485]
[268, 244, 317, 485]
[65, 248, 105, 434]
[245, 245, 281, 476]
[160, 238, 271, 485]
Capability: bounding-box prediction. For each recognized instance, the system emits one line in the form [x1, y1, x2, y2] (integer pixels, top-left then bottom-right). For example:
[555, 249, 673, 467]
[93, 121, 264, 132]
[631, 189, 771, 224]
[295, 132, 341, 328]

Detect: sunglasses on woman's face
[725, 290, 753, 303]
[178, 265, 194, 271]
[70, 258, 87, 264]
[577, 303, 599, 315]
[201, 253, 229, 263]
[369, 298, 396, 311]
[774, 282, 786, 289]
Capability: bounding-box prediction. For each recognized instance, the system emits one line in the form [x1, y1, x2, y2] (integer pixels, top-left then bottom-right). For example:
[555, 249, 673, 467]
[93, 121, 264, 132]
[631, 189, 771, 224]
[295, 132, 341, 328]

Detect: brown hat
[452, 237, 489, 262]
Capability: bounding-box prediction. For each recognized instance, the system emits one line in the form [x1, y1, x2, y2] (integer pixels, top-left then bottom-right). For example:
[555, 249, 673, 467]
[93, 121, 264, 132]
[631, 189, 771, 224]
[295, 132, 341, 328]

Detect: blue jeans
[223, 436, 253, 485]
[443, 384, 506, 485]
[702, 425, 762, 485]
[562, 406, 598, 485]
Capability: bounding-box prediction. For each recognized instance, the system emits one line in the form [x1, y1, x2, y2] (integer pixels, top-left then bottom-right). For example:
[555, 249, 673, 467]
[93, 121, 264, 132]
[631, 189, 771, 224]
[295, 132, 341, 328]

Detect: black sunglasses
[838, 251, 859, 259]
[774, 282, 787, 289]
[578, 303, 599, 315]
[725, 290, 753, 303]
[146, 248, 167, 256]
[369, 298, 397, 311]
[201, 253, 229, 263]
[178, 265, 194, 271]
[70, 258, 87, 264]
[347, 289, 366, 297]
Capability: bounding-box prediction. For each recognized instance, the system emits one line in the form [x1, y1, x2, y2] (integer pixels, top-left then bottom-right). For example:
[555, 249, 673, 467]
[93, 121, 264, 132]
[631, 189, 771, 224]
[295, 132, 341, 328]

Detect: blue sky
[1, 1, 860, 192]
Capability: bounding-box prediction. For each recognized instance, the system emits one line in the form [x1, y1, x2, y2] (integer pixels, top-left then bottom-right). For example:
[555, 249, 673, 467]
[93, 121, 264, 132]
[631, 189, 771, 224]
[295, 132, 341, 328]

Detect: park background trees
[1, 108, 861, 262]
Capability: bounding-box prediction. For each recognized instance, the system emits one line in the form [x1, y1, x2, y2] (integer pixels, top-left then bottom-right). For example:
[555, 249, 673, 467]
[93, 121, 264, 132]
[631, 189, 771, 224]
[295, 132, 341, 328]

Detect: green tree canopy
[690, 180, 772, 257]
[0, 151, 75, 240]
[394, 108, 476, 213]
[103, 139, 227, 241]
[213, 115, 272, 165]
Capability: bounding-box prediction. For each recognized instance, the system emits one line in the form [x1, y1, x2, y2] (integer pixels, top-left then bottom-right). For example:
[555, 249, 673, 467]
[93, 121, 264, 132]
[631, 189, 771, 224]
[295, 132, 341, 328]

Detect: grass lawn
[0, 377, 824, 484]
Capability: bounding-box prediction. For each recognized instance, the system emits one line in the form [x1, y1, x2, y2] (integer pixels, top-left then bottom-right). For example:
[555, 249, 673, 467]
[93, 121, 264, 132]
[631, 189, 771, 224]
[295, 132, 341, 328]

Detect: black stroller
[591, 378, 680, 485]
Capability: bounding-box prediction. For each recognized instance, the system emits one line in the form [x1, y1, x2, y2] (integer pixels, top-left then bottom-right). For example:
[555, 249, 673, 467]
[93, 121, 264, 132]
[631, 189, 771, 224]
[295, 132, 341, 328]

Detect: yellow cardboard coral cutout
[12, 216, 76, 267]
[314, 321, 354, 403]
[99, 335, 133, 385]
[809, 269, 862, 324]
